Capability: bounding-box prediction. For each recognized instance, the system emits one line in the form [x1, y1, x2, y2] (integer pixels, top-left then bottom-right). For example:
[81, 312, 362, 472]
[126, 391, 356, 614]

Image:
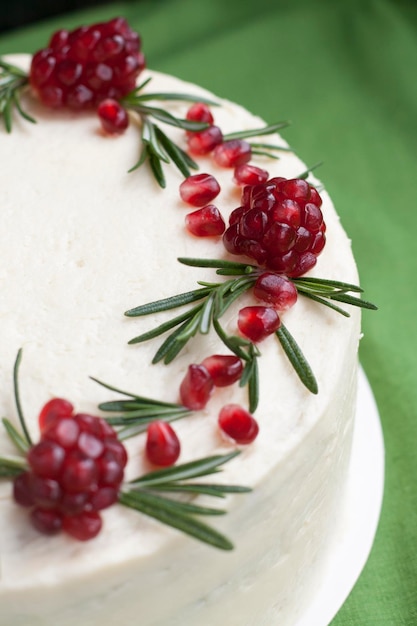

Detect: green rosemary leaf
[154, 125, 198, 178]
[149, 483, 251, 497]
[297, 161, 324, 179]
[239, 351, 260, 413]
[12, 91, 36, 124]
[128, 303, 203, 345]
[127, 91, 218, 106]
[250, 142, 292, 152]
[119, 490, 233, 550]
[297, 291, 351, 317]
[148, 150, 166, 188]
[134, 104, 208, 131]
[175, 309, 204, 342]
[125, 286, 212, 317]
[123, 489, 225, 516]
[212, 317, 251, 361]
[2, 417, 29, 454]
[130, 451, 240, 486]
[0, 59, 34, 132]
[223, 121, 290, 141]
[328, 293, 378, 310]
[276, 325, 318, 394]
[251, 149, 280, 160]
[142, 118, 170, 162]
[0, 455, 27, 478]
[90, 376, 143, 399]
[13, 349, 32, 446]
[152, 319, 191, 364]
[215, 278, 255, 317]
[292, 276, 364, 293]
[178, 257, 256, 272]
[105, 406, 190, 426]
[117, 413, 189, 441]
[199, 293, 215, 335]
[98, 398, 182, 411]
[127, 142, 148, 173]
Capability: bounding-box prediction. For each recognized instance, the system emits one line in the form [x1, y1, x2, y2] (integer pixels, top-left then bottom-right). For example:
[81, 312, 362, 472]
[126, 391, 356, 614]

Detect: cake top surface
[0, 44, 364, 593]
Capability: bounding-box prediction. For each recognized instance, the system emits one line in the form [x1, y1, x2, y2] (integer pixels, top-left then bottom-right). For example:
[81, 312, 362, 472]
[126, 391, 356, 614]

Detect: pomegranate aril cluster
[13, 398, 127, 541]
[30, 17, 145, 109]
[224, 177, 326, 278]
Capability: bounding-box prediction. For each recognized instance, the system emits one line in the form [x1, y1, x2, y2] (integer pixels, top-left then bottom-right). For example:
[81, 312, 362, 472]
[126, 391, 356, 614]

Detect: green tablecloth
[1, 0, 416, 623]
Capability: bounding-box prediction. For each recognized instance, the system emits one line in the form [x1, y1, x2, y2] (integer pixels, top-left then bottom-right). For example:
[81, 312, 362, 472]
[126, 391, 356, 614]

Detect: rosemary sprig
[91, 376, 192, 440]
[125, 257, 376, 398]
[0, 455, 27, 478]
[0, 59, 35, 132]
[121, 451, 251, 550]
[13, 349, 32, 446]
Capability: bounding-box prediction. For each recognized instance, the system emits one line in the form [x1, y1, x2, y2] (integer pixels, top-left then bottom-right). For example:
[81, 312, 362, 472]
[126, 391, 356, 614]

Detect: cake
[0, 19, 369, 626]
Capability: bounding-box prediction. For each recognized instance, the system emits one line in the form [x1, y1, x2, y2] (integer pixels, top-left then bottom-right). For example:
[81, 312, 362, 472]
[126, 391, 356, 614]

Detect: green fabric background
[1, 0, 416, 623]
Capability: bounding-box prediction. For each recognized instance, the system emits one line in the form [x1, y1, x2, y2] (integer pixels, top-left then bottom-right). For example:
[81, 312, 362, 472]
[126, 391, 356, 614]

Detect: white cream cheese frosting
[0, 56, 360, 626]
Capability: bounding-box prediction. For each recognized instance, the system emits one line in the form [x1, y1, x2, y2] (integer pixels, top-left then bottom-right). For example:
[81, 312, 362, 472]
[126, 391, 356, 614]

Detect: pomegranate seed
[29, 475, 62, 509]
[146, 421, 181, 466]
[289, 252, 317, 277]
[31, 508, 63, 535]
[60, 491, 89, 515]
[253, 273, 298, 310]
[28, 440, 65, 479]
[179, 364, 214, 410]
[281, 178, 311, 202]
[302, 203, 323, 232]
[237, 306, 281, 342]
[179, 173, 220, 207]
[213, 139, 251, 168]
[98, 452, 124, 486]
[38, 397, 74, 431]
[89, 486, 119, 511]
[218, 404, 259, 444]
[103, 438, 128, 467]
[186, 102, 214, 124]
[62, 511, 102, 541]
[185, 205, 225, 237]
[49, 29, 69, 51]
[201, 355, 243, 387]
[42, 417, 80, 449]
[13, 472, 35, 507]
[187, 125, 223, 155]
[98, 98, 129, 134]
[234, 164, 269, 186]
[60, 450, 98, 493]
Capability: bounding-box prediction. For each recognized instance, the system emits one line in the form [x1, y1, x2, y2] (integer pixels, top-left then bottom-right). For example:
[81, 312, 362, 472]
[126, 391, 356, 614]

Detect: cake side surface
[0, 55, 361, 626]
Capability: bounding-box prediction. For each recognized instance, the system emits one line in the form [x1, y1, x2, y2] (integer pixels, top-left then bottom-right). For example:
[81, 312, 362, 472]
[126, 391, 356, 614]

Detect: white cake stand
[295, 366, 385, 626]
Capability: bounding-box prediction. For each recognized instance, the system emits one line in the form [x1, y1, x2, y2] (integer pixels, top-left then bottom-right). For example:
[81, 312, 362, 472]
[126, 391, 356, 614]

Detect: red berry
[253, 273, 298, 310]
[234, 164, 269, 186]
[60, 491, 89, 515]
[38, 397, 74, 431]
[13, 472, 35, 507]
[237, 306, 281, 342]
[98, 98, 129, 134]
[223, 177, 325, 277]
[89, 486, 119, 511]
[62, 511, 102, 541]
[218, 404, 259, 444]
[185, 205, 225, 237]
[186, 102, 214, 124]
[179, 173, 220, 207]
[213, 140, 252, 168]
[42, 417, 80, 449]
[146, 421, 181, 466]
[102, 438, 128, 468]
[29, 475, 62, 509]
[179, 364, 214, 410]
[187, 125, 223, 155]
[201, 355, 243, 387]
[28, 440, 65, 479]
[77, 431, 105, 459]
[97, 452, 124, 487]
[60, 450, 98, 493]
[31, 508, 63, 535]
[30, 18, 145, 109]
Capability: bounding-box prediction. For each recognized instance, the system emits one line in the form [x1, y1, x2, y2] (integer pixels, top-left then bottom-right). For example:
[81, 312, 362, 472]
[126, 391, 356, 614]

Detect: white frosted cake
[0, 44, 362, 626]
